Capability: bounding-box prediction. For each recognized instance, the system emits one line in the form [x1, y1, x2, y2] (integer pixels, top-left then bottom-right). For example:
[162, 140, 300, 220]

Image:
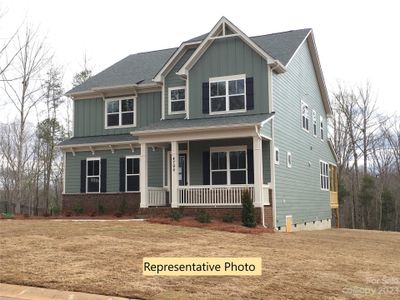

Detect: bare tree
[1, 26, 50, 213]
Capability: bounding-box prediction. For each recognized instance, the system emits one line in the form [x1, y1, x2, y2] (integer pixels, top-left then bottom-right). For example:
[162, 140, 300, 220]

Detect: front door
[179, 154, 187, 186]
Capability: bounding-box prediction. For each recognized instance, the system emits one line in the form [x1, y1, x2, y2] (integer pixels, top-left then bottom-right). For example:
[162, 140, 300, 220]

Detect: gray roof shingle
[68, 29, 311, 95]
[59, 134, 137, 147]
[134, 113, 274, 133]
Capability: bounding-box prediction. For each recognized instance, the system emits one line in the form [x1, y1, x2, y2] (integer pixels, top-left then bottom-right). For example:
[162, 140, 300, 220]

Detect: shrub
[43, 212, 50, 217]
[222, 213, 235, 223]
[73, 205, 83, 216]
[241, 190, 256, 228]
[89, 211, 97, 217]
[114, 211, 123, 218]
[23, 213, 30, 218]
[169, 208, 184, 221]
[1, 212, 15, 219]
[195, 210, 212, 223]
[51, 207, 60, 216]
[98, 204, 105, 215]
[64, 211, 72, 217]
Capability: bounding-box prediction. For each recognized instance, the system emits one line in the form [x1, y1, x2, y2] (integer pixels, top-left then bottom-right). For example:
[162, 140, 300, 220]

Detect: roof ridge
[250, 28, 312, 39]
[133, 46, 178, 56]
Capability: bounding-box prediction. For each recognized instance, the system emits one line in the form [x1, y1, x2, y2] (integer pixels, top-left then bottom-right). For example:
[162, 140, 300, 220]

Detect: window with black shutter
[86, 158, 100, 193]
[126, 157, 140, 192]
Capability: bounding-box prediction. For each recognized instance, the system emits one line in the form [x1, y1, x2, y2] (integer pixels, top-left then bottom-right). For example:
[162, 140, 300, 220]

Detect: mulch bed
[147, 217, 274, 234]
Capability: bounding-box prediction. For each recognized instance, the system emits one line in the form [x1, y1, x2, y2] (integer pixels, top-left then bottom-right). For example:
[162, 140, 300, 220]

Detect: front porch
[141, 136, 272, 209]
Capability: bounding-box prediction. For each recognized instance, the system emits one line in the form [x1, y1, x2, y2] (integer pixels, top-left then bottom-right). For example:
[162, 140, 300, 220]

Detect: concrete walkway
[0, 283, 131, 300]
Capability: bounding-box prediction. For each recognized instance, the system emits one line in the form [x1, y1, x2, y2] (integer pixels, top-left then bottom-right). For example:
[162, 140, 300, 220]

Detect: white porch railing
[178, 185, 254, 206]
[148, 187, 167, 207]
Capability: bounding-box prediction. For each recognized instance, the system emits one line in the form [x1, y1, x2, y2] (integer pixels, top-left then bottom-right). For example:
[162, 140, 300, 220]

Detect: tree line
[0, 15, 91, 215]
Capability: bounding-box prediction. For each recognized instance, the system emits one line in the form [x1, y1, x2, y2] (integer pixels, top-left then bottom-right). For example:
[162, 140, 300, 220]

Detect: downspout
[255, 125, 266, 228]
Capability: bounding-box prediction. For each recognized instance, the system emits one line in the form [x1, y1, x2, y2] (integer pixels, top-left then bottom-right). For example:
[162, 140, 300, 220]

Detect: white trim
[319, 160, 329, 191]
[59, 140, 139, 151]
[210, 145, 248, 186]
[161, 78, 165, 119]
[287, 152, 292, 168]
[63, 152, 66, 194]
[125, 155, 140, 192]
[301, 100, 309, 132]
[104, 96, 137, 129]
[274, 147, 280, 165]
[312, 110, 317, 137]
[168, 86, 186, 115]
[86, 157, 101, 194]
[166, 149, 189, 188]
[209, 74, 246, 115]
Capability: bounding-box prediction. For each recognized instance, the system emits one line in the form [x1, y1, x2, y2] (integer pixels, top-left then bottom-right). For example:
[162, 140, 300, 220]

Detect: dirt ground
[0, 220, 399, 299]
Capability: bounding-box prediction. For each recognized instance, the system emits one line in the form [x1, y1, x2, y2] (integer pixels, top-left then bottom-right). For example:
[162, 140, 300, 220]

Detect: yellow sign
[143, 257, 262, 276]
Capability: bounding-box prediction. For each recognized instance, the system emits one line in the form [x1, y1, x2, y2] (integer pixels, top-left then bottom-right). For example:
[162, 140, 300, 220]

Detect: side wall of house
[273, 41, 335, 228]
[188, 36, 269, 118]
[73, 91, 161, 137]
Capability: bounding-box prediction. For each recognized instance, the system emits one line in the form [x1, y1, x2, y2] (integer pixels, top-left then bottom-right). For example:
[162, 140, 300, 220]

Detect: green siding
[189, 36, 269, 118]
[65, 147, 163, 193]
[189, 138, 253, 185]
[73, 92, 161, 137]
[273, 42, 335, 227]
[164, 48, 196, 119]
[262, 141, 271, 184]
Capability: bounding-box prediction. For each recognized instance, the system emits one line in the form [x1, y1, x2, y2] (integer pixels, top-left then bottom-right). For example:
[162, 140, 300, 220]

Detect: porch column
[171, 141, 179, 208]
[253, 136, 264, 207]
[140, 143, 148, 208]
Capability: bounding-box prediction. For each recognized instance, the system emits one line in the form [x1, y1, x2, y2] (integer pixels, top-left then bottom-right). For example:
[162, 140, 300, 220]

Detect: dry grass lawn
[1, 220, 400, 299]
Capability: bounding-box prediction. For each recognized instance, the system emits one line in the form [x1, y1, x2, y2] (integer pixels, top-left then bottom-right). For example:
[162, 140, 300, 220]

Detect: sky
[1, 0, 399, 115]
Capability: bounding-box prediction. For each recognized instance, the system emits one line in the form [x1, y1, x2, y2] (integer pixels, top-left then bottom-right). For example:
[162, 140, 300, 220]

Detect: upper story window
[168, 87, 186, 114]
[320, 116, 324, 140]
[105, 97, 136, 128]
[301, 101, 309, 131]
[210, 146, 247, 185]
[209, 74, 246, 114]
[87, 158, 100, 193]
[312, 110, 317, 137]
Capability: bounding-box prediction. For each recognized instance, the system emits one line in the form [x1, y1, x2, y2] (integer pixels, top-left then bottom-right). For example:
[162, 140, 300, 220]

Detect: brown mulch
[147, 217, 274, 234]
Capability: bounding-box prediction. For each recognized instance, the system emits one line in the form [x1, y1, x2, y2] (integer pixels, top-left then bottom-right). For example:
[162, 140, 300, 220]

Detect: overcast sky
[1, 0, 399, 115]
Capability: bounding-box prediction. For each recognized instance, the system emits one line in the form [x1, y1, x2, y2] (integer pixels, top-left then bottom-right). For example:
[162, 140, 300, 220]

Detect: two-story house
[60, 17, 338, 231]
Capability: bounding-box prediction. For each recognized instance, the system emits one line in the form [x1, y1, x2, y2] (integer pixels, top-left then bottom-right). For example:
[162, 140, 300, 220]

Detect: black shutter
[100, 159, 107, 192]
[80, 160, 86, 193]
[202, 151, 210, 185]
[119, 157, 126, 192]
[202, 82, 210, 114]
[247, 149, 254, 184]
[246, 77, 254, 110]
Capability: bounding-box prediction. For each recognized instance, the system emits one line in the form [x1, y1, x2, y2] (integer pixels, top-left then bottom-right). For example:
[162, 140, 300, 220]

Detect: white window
[274, 147, 280, 165]
[301, 101, 309, 131]
[168, 87, 186, 114]
[87, 158, 100, 193]
[210, 146, 247, 185]
[105, 97, 136, 128]
[312, 110, 317, 137]
[126, 156, 140, 192]
[320, 161, 329, 191]
[320, 116, 324, 140]
[287, 152, 292, 168]
[209, 74, 246, 114]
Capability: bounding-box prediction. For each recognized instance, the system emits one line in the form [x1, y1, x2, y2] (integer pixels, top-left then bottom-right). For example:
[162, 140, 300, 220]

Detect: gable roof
[67, 25, 311, 96]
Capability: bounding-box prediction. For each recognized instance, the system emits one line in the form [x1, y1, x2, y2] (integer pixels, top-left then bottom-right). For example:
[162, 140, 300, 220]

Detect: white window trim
[301, 101, 309, 132]
[209, 74, 247, 115]
[320, 160, 329, 191]
[86, 157, 101, 194]
[312, 110, 317, 137]
[320, 115, 324, 141]
[209, 145, 248, 185]
[274, 147, 280, 165]
[104, 96, 137, 129]
[287, 152, 292, 168]
[126, 155, 140, 192]
[168, 86, 186, 115]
